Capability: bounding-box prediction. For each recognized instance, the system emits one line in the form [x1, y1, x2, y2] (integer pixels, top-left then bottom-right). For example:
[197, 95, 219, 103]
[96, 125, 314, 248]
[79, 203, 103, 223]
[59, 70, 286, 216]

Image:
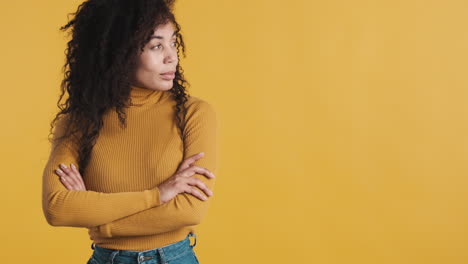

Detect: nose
[164, 48, 178, 64]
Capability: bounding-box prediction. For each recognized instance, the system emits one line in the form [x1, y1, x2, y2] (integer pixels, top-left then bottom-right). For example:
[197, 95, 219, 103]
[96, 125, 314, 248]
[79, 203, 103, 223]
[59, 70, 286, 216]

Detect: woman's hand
[158, 152, 215, 204]
[55, 163, 87, 191]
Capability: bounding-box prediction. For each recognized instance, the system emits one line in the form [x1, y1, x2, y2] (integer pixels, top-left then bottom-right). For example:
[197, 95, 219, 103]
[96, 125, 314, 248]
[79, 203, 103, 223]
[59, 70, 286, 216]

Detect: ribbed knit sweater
[42, 84, 218, 250]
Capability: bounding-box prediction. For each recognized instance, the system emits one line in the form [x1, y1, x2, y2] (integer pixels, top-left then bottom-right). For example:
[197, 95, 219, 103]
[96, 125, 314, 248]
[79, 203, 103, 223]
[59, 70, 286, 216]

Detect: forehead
[153, 22, 176, 36]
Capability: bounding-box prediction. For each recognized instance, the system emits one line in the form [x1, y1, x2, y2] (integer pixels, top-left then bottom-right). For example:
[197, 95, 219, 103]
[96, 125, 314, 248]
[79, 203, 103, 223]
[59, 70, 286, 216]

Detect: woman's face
[132, 22, 179, 91]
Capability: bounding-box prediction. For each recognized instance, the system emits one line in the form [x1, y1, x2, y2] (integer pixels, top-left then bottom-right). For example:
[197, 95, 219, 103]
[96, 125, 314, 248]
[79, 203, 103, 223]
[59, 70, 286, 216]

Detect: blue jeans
[87, 233, 200, 264]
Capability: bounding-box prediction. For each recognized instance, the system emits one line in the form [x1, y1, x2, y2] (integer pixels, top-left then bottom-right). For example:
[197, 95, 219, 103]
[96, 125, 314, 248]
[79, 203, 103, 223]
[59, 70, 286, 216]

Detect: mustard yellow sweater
[42, 85, 218, 250]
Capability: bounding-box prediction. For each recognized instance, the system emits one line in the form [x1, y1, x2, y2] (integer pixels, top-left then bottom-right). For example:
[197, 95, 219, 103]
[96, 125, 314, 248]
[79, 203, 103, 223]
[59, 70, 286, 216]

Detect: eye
[152, 44, 162, 50]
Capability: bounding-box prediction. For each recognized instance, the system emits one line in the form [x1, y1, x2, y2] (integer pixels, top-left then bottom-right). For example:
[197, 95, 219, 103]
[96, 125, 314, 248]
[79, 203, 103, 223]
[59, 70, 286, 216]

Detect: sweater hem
[90, 226, 196, 251]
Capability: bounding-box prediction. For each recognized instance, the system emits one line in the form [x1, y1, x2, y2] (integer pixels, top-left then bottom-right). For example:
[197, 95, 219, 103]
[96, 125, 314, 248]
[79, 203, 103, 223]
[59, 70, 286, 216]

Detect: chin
[162, 83, 174, 91]
[153, 81, 174, 91]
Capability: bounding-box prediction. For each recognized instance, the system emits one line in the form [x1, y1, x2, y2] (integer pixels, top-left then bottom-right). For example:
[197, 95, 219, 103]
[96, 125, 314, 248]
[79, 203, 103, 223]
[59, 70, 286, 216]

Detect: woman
[41, 0, 218, 263]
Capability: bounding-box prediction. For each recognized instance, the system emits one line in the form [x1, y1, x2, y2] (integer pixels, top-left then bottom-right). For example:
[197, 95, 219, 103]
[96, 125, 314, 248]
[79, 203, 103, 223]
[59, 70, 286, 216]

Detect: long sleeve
[42, 116, 162, 228]
[88, 100, 218, 238]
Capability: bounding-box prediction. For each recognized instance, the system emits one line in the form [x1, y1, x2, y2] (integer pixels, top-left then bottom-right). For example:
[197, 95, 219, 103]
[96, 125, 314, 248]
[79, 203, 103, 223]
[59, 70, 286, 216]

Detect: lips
[160, 71, 176, 75]
[160, 71, 175, 80]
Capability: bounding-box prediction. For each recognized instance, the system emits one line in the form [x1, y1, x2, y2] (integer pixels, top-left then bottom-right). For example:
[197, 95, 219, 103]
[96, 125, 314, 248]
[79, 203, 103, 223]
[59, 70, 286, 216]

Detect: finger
[55, 169, 79, 190]
[178, 152, 204, 172]
[55, 168, 74, 185]
[70, 163, 86, 189]
[58, 174, 74, 190]
[59, 164, 76, 181]
[59, 164, 81, 188]
[184, 186, 208, 201]
[62, 163, 86, 190]
[55, 168, 66, 178]
[188, 177, 213, 197]
[187, 165, 215, 179]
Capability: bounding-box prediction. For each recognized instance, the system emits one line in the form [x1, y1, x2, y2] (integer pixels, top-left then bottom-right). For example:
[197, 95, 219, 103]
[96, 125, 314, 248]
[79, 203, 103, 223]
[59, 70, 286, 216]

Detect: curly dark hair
[48, 0, 190, 177]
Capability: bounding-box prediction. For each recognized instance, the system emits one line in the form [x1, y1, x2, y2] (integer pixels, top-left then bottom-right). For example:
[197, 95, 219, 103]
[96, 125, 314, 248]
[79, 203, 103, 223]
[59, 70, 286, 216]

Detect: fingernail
[60, 163, 67, 169]
[71, 164, 76, 169]
[56, 169, 63, 174]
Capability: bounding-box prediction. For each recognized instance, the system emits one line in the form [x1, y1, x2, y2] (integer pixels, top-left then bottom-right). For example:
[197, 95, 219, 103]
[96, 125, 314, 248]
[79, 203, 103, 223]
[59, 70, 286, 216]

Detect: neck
[129, 84, 167, 106]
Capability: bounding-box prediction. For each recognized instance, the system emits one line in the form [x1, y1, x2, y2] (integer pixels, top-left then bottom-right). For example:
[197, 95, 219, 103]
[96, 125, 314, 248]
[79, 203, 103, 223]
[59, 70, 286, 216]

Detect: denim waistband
[90, 232, 197, 263]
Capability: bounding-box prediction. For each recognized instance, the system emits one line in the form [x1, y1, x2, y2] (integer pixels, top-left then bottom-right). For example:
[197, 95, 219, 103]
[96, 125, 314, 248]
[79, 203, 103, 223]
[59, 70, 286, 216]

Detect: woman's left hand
[55, 163, 87, 191]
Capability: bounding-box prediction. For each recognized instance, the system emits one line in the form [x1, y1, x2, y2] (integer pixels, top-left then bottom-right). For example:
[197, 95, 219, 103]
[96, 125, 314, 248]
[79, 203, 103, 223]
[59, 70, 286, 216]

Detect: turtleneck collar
[129, 84, 168, 106]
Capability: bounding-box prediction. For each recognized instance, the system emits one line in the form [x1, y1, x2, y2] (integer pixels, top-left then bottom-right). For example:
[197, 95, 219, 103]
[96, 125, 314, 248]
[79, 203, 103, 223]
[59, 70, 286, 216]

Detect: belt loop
[189, 232, 197, 248]
[157, 248, 166, 263]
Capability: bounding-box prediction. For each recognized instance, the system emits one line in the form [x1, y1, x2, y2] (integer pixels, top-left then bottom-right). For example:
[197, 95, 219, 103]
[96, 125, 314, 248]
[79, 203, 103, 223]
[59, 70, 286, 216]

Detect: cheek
[139, 53, 164, 72]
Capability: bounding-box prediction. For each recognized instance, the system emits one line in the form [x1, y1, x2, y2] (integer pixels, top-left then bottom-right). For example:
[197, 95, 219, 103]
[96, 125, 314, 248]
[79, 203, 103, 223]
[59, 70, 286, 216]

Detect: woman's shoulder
[183, 95, 217, 124]
[185, 95, 216, 114]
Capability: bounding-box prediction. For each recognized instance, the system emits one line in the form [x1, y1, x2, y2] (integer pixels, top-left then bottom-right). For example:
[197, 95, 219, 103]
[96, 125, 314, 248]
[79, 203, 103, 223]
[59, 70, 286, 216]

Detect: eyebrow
[150, 32, 177, 40]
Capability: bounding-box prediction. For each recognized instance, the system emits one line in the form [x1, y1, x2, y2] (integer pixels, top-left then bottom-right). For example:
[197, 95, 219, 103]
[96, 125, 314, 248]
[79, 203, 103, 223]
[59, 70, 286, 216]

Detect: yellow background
[1, 0, 467, 263]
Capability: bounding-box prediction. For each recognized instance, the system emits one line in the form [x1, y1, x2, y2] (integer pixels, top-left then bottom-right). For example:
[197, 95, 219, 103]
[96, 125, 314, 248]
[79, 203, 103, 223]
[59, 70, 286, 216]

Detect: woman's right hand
[157, 152, 216, 204]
